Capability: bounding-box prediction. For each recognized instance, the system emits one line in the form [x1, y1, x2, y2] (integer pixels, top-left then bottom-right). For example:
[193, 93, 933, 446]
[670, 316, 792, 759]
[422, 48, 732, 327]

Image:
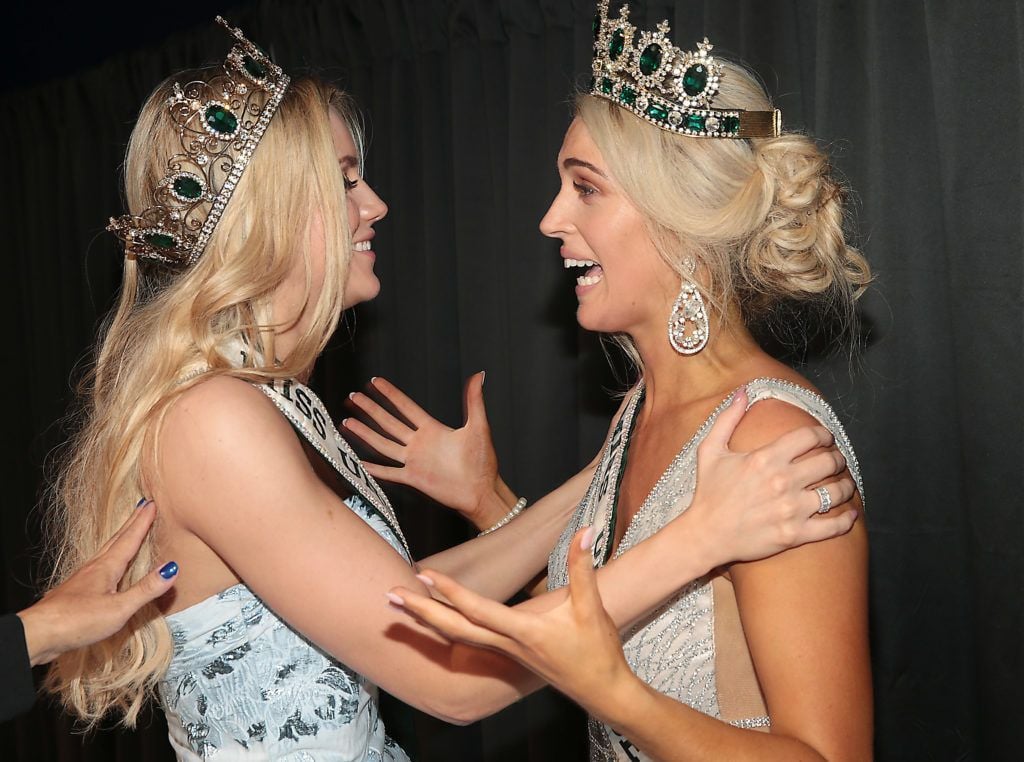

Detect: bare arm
[156, 379, 857, 726]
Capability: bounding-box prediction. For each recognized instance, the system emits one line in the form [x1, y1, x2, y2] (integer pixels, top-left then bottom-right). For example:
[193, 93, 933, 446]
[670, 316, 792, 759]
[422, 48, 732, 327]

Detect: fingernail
[385, 591, 405, 606]
[580, 526, 596, 551]
[348, 392, 357, 400]
[370, 376, 378, 383]
[341, 418, 349, 427]
[136, 497, 148, 509]
[159, 561, 179, 580]
[480, 371, 486, 386]
[415, 573, 435, 587]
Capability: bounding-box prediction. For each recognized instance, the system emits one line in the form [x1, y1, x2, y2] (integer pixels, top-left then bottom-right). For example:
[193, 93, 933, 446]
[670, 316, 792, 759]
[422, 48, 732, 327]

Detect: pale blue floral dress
[160, 496, 411, 761]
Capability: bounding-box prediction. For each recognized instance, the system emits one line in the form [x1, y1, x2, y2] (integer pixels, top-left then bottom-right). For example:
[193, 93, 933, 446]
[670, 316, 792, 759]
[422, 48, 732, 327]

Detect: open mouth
[353, 240, 372, 252]
[564, 258, 604, 286]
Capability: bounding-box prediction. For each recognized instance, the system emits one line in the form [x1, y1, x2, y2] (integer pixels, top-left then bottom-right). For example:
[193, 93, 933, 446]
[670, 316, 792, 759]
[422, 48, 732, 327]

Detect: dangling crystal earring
[667, 259, 710, 355]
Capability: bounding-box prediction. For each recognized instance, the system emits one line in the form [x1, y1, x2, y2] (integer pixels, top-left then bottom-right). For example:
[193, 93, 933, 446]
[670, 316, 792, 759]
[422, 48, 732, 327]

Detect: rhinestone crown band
[590, 1, 780, 139]
[107, 17, 290, 266]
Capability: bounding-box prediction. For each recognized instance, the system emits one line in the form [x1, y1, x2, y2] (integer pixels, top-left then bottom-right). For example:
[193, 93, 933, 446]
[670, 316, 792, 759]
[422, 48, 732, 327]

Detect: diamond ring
[815, 485, 833, 514]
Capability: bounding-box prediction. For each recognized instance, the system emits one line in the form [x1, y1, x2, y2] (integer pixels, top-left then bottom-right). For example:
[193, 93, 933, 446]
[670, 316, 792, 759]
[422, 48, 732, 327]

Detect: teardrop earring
[667, 259, 710, 355]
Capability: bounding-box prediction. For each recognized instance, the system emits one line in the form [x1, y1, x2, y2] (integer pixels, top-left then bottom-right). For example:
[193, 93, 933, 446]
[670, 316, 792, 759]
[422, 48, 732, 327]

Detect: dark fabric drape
[1, 1, 1021, 760]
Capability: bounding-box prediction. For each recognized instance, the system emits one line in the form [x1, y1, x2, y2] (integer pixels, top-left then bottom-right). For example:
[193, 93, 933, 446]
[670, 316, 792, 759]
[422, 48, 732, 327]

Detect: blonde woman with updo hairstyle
[371, 8, 873, 762]
[45, 17, 861, 761]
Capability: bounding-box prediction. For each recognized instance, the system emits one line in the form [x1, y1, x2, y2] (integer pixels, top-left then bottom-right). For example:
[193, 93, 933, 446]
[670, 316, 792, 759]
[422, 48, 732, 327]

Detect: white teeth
[353, 240, 371, 252]
[563, 258, 598, 269]
[577, 273, 603, 286]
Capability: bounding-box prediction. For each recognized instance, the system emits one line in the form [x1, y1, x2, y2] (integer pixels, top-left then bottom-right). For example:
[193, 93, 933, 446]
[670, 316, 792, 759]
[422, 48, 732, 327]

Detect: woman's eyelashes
[573, 180, 597, 197]
[343, 175, 360, 191]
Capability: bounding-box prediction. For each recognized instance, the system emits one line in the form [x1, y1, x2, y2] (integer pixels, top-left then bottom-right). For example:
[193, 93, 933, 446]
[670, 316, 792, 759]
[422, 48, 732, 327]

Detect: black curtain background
[1, 1, 1021, 760]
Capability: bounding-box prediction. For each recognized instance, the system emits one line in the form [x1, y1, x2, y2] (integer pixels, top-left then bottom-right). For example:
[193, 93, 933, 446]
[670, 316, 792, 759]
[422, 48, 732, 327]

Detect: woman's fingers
[348, 391, 414, 443]
[790, 449, 847, 488]
[799, 508, 859, 543]
[804, 477, 856, 516]
[95, 500, 157, 563]
[369, 377, 433, 429]
[387, 587, 516, 652]
[341, 417, 407, 463]
[361, 462, 409, 486]
[566, 528, 603, 616]
[758, 425, 835, 464]
[118, 560, 178, 614]
[422, 570, 531, 640]
[699, 388, 749, 453]
[462, 372, 489, 428]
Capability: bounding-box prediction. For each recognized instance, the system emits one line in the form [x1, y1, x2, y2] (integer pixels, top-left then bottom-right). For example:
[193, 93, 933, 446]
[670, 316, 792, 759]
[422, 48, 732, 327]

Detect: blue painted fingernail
[136, 497, 148, 508]
[159, 561, 179, 579]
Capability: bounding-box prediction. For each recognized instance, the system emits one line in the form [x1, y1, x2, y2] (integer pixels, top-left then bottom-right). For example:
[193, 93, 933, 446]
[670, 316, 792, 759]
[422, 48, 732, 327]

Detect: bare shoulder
[163, 375, 286, 437]
[155, 376, 312, 516]
[726, 393, 824, 454]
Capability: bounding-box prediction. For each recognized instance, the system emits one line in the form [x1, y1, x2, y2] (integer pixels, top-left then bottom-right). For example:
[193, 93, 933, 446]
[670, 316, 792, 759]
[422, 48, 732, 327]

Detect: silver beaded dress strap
[547, 378, 864, 761]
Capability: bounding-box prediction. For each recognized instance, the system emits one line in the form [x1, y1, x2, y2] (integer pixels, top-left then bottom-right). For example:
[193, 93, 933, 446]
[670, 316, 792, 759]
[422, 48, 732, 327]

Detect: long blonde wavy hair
[44, 71, 363, 727]
[578, 59, 872, 367]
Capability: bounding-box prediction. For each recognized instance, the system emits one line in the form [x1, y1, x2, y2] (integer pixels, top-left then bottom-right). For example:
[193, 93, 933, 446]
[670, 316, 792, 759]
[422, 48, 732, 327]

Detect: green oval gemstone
[243, 55, 268, 80]
[686, 113, 706, 132]
[204, 104, 238, 135]
[172, 175, 203, 200]
[609, 29, 625, 60]
[144, 232, 176, 249]
[619, 87, 636, 106]
[647, 103, 668, 121]
[683, 64, 708, 96]
[592, 14, 601, 39]
[723, 115, 741, 134]
[601, 77, 613, 95]
[639, 44, 662, 76]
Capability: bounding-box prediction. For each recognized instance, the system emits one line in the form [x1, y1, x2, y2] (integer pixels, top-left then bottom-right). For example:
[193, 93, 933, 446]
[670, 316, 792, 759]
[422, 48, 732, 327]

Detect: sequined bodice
[159, 495, 411, 761]
[547, 378, 864, 761]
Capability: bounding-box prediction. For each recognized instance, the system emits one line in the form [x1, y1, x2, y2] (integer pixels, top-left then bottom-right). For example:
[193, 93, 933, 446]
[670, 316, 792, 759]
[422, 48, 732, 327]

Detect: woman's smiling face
[539, 118, 677, 338]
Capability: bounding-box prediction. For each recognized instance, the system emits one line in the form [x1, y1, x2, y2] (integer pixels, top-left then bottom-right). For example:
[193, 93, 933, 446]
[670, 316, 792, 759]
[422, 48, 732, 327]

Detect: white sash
[588, 383, 645, 564]
[255, 378, 411, 559]
[223, 338, 411, 560]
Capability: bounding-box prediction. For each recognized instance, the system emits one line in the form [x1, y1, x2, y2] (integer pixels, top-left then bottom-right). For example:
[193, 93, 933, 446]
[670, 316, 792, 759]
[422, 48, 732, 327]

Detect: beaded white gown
[547, 378, 864, 761]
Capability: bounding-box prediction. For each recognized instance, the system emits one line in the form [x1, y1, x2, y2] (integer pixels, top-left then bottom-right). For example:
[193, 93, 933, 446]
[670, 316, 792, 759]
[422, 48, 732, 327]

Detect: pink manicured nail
[415, 573, 435, 587]
[580, 526, 596, 551]
[385, 592, 405, 606]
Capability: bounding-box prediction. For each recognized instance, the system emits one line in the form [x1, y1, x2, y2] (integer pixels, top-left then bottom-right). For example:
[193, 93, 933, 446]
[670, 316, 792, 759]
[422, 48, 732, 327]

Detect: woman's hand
[389, 527, 634, 723]
[684, 388, 859, 568]
[18, 500, 178, 666]
[342, 374, 513, 526]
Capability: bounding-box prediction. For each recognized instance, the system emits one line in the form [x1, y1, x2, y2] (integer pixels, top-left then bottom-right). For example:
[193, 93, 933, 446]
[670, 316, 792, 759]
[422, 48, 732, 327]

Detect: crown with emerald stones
[590, 1, 781, 139]
[107, 17, 289, 266]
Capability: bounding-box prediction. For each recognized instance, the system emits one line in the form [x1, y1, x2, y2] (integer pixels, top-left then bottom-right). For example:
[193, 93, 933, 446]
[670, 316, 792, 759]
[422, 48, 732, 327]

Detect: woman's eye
[573, 181, 596, 197]
[344, 176, 360, 191]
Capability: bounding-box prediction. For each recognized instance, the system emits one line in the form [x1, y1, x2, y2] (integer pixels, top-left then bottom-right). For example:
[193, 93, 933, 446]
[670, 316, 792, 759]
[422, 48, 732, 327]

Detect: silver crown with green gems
[107, 17, 289, 266]
[590, 1, 781, 139]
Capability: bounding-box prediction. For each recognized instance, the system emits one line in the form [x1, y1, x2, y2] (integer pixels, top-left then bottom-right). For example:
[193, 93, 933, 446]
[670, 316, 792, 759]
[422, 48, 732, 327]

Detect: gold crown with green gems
[590, 1, 781, 139]
[107, 17, 289, 266]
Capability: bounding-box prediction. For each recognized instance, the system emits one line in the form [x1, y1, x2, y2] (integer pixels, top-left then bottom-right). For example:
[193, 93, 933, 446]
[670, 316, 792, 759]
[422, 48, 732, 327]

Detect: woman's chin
[342, 274, 381, 309]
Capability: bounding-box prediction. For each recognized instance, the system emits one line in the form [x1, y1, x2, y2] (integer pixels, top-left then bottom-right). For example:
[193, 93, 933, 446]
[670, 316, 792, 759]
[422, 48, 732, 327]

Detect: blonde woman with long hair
[45, 17, 859, 760]
[367, 4, 873, 760]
